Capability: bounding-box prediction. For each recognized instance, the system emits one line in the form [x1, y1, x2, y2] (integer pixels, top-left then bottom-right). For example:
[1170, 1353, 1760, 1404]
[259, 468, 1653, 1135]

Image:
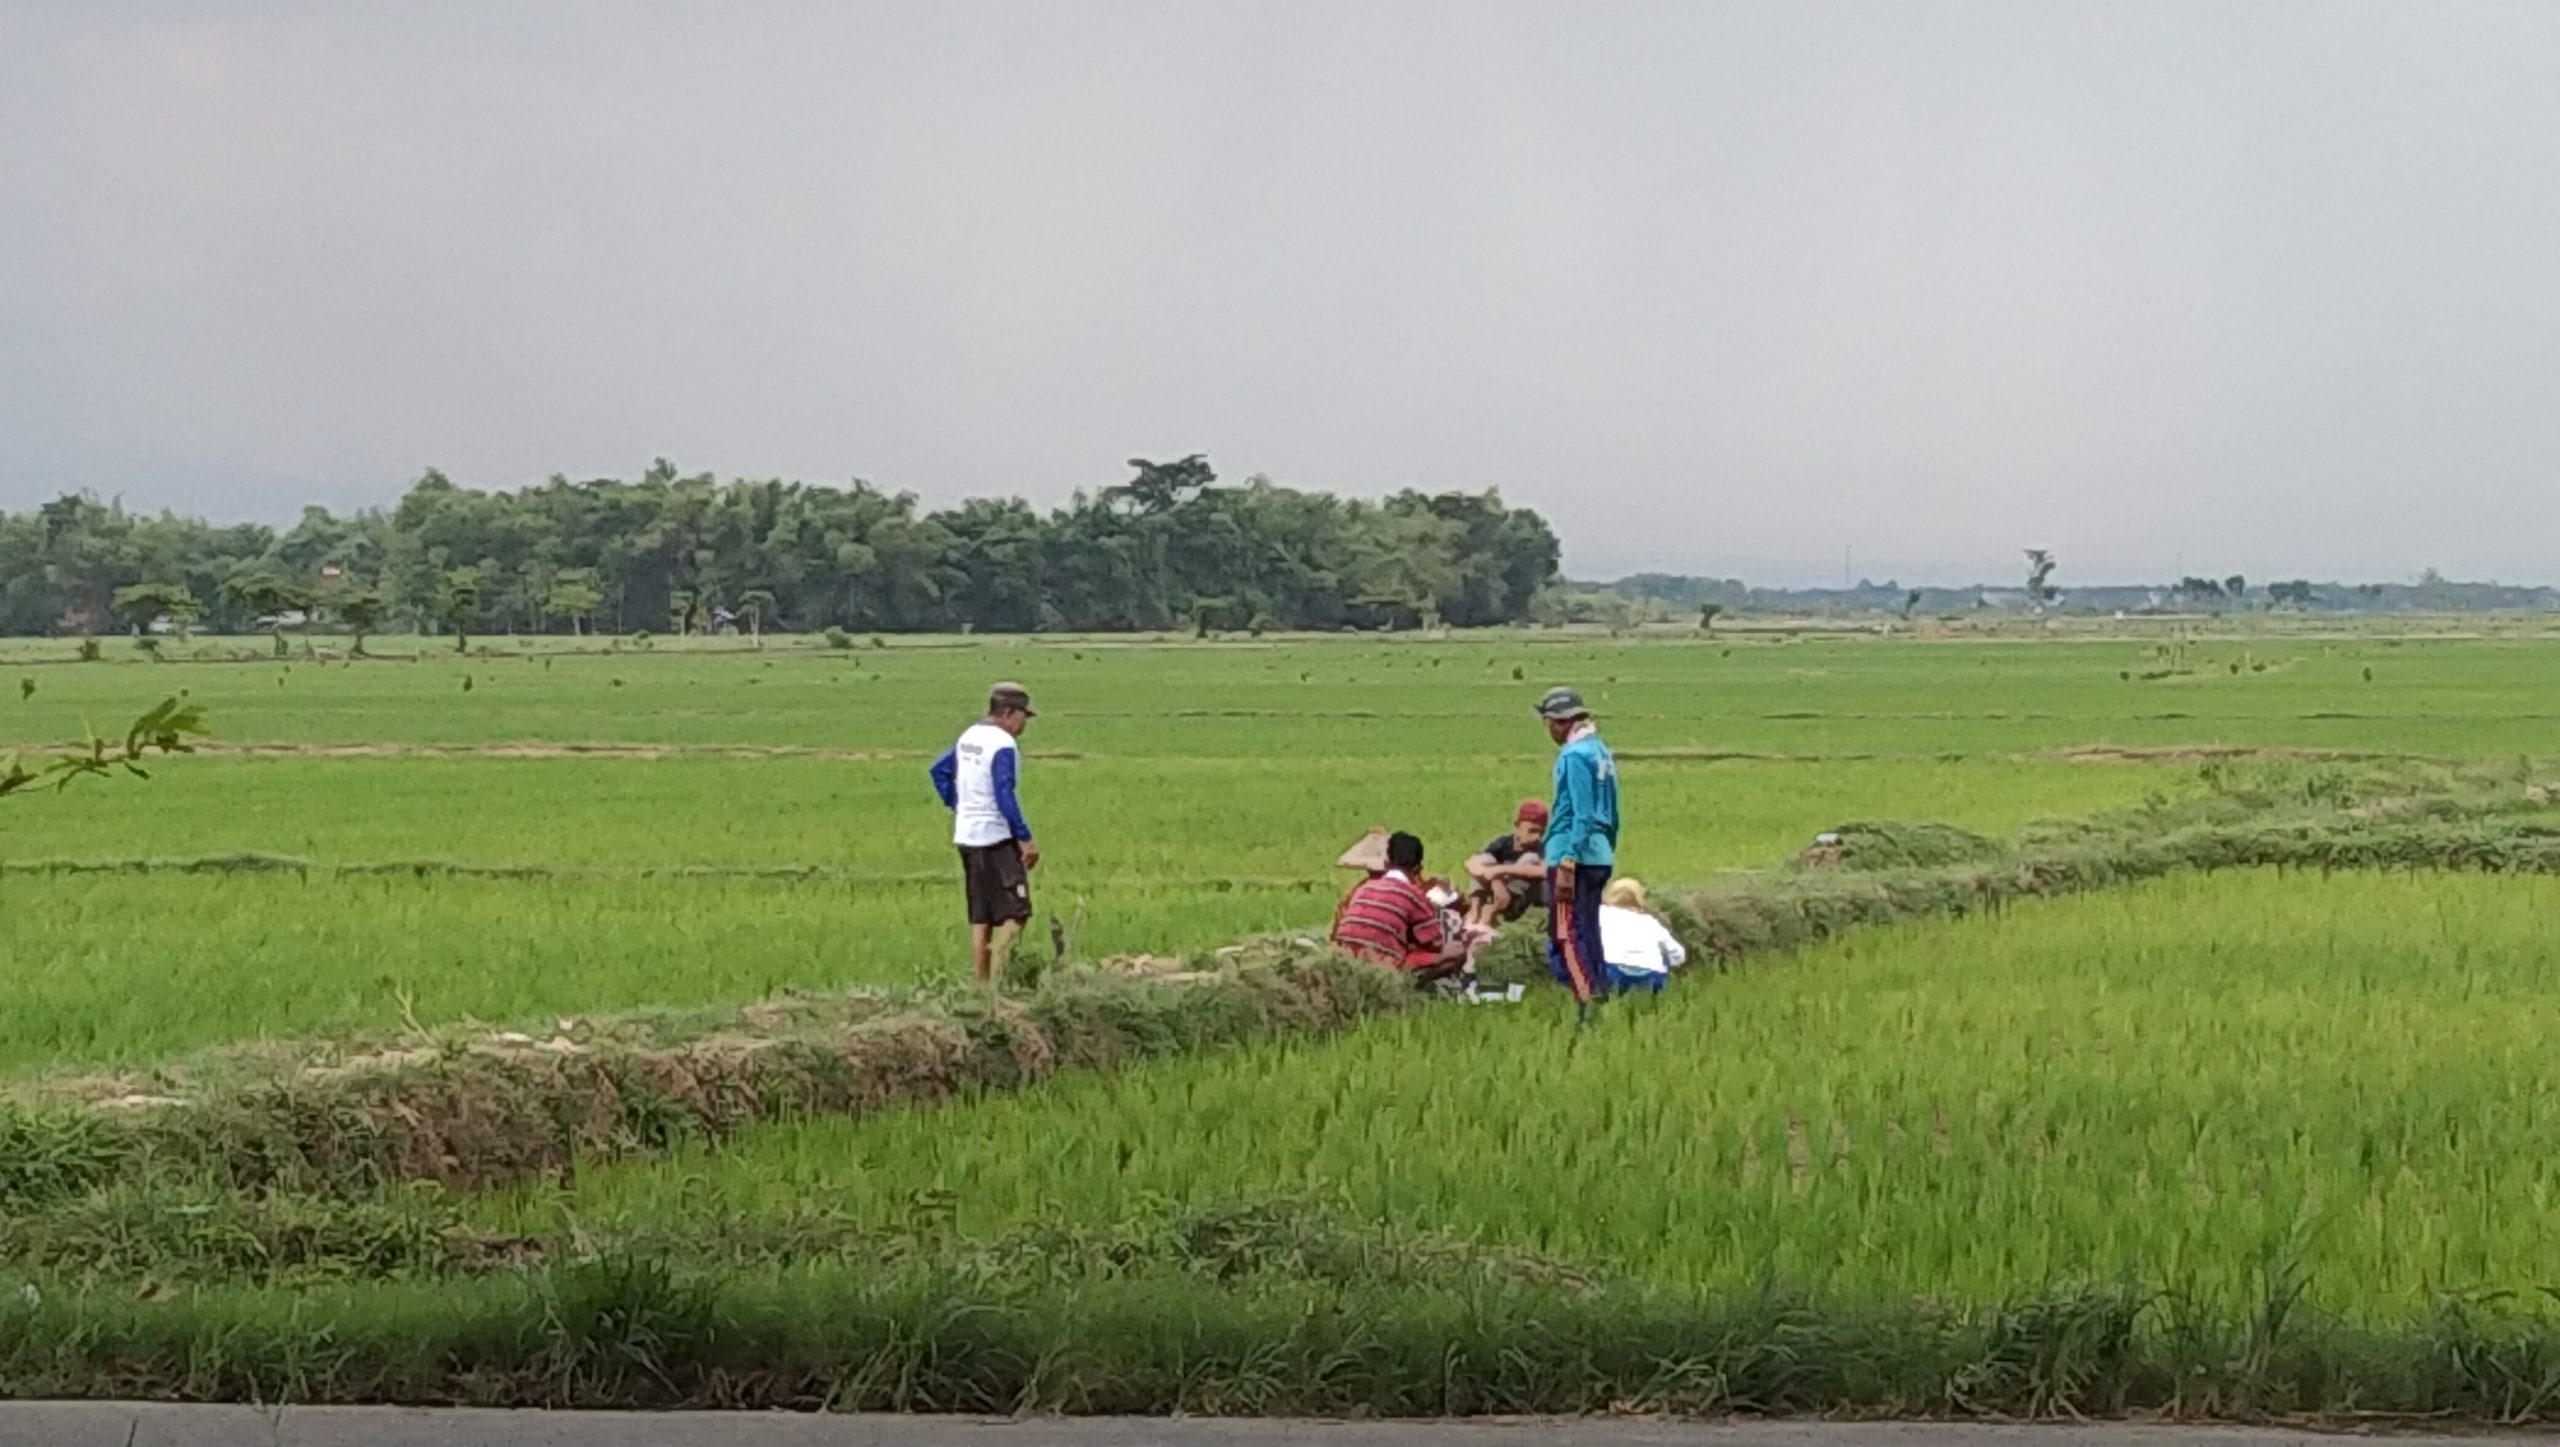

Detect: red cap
[1516, 799, 1550, 825]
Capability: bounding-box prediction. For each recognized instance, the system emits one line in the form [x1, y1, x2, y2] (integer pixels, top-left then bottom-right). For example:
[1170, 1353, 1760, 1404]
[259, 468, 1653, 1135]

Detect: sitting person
[1596, 877, 1688, 995]
[1332, 831, 1471, 986]
[1464, 800, 1550, 926]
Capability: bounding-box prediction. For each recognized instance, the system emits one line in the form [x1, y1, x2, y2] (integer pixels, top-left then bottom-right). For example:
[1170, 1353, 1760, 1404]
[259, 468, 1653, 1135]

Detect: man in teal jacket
[1537, 685, 1618, 1019]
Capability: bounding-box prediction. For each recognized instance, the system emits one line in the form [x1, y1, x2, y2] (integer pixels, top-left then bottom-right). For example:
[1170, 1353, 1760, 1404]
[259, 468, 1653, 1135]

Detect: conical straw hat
[1335, 826, 1390, 872]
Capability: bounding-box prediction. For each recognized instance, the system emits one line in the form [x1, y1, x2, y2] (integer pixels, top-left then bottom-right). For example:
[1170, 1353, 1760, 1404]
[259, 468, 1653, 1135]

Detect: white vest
[948, 721, 1019, 847]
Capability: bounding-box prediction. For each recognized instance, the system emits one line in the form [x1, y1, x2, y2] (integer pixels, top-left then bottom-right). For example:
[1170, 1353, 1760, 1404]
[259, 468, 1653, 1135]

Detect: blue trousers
[1544, 863, 1611, 1004]
[1605, 965, 1667, 996]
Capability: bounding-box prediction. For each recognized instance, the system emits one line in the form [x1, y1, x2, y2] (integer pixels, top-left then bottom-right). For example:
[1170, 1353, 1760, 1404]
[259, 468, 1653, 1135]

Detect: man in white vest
[929, 682, 1040, 984]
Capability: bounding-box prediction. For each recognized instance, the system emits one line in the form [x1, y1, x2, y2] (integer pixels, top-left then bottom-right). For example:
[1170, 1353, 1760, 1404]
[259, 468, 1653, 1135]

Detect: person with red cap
[1463, 798, 1551, 928]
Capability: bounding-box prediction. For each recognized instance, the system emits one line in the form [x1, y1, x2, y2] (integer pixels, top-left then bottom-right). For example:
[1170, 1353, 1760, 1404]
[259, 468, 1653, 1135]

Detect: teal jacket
[1544, 729, 1619, 868]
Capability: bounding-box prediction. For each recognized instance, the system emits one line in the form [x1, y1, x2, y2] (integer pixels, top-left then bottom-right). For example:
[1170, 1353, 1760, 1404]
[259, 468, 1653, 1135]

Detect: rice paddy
[514, 869, 2560, 1323]
[4, 627, 2559, 1417]
[3, 635, 2219, 1071]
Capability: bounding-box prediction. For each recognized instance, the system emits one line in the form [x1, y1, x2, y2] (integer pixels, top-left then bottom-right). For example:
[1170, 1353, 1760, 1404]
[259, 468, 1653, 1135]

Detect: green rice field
[5, 627, 2560, 1417]
[512, 868, 2560, 1321]
[0, 633, 2288, 1070]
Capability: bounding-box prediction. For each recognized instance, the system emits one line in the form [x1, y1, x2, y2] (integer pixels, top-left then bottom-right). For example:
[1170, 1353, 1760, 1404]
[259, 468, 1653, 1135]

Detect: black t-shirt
[1480, 834, 1548, 903]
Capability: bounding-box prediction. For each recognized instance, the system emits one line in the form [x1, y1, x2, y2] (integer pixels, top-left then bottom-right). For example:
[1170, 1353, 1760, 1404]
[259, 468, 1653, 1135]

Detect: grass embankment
[4, 764, 2560, 1418]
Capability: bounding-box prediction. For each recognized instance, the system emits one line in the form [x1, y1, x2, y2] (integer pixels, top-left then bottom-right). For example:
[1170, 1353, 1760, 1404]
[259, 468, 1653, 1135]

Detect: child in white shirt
[1597, 877, 1687, 995]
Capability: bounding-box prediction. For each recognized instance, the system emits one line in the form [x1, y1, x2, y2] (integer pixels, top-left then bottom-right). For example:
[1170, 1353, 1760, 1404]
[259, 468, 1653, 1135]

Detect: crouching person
[1597, 877, 1687, 996]
[1464, 800, 1550, 927]
[1331, 831, 1471, 989]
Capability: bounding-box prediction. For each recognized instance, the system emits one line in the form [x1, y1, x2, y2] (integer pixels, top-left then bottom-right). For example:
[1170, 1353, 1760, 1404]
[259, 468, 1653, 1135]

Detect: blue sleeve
[991, 748, 1032, 840]
[928, 749, 958, 809]
[1553, 750, 1597, 863]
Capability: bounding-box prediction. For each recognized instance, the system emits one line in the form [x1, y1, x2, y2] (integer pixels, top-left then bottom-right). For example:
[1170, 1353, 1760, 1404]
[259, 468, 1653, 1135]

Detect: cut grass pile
[0, 944, 1402, 1206]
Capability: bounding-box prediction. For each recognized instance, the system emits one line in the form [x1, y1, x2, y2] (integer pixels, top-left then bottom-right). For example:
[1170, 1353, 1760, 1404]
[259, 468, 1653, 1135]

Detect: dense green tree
[0, 459, 1561, 638]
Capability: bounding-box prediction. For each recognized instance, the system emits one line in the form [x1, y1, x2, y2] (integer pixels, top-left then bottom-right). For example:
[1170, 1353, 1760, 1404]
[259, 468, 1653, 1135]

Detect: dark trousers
[1545, 863, 1611, 1004]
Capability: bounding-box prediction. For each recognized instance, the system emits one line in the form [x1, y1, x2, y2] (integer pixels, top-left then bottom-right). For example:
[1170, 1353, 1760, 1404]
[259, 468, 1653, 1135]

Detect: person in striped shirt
[1330, 831, 1468, 984]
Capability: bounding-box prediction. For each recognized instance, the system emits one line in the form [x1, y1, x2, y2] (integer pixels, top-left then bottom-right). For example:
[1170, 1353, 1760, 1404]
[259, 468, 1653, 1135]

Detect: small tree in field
[220, 572, 315, 658]
[438, 568, 482, 654]
[112, 583, 199, 642]
[332, 588, 386, 656]
[546, 571, 604, 637]
[1697, 603, 1724, 632]
[739, 588, 777, 645]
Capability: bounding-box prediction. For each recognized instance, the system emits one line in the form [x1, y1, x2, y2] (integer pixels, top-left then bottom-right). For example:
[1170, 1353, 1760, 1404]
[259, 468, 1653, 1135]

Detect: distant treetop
[0, 461, 1561, 638]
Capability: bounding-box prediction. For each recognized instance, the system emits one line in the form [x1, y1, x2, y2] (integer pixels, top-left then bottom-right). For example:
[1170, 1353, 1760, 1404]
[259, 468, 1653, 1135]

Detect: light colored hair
[1601, 877, 1645, 909]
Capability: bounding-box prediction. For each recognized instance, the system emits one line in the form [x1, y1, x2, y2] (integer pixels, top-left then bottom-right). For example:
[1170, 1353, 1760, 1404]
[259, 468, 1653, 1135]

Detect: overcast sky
[2, 2, 2554, 584]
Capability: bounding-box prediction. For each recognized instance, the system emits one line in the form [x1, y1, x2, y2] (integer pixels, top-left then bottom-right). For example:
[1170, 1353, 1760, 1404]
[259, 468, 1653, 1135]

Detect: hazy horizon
[5, 1, 2554, 587]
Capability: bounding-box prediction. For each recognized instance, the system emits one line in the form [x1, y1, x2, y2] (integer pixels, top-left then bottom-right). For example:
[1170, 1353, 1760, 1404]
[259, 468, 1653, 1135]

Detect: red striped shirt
[1331, 872, 1446, 969]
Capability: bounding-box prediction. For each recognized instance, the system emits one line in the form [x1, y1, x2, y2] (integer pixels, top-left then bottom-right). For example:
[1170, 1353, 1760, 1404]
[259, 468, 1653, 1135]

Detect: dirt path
[1, 1407, 2526, 1447]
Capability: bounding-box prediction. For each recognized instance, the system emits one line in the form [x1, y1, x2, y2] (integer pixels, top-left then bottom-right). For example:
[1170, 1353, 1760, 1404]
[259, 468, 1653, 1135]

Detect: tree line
[0, 457, 1562, 645]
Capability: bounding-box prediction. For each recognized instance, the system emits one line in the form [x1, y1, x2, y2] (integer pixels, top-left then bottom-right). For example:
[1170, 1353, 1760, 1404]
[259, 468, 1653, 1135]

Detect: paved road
[0, 1408, 2531, 1447]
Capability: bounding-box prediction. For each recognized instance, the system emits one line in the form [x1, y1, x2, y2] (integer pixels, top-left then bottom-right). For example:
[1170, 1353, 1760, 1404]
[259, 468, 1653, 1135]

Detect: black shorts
[958, 841, 1032, 926]
[1470, 872, 1546, 920]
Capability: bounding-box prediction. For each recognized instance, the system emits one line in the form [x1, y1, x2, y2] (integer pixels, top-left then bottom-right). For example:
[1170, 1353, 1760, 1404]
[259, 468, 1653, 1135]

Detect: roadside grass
[12, 1252, 2560, 1420]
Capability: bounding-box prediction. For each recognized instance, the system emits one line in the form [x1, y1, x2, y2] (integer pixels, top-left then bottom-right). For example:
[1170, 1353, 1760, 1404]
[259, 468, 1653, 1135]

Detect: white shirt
[947, 721, 1019, 847]
[1598, 905, 1688, 976]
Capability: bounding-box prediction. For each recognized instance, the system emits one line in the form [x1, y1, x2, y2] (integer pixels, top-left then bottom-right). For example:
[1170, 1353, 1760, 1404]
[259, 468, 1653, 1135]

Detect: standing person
[1536, 686, 1618, 1021]
[1463, 800, 1550, 927]
[928, 682, 1041, 985]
